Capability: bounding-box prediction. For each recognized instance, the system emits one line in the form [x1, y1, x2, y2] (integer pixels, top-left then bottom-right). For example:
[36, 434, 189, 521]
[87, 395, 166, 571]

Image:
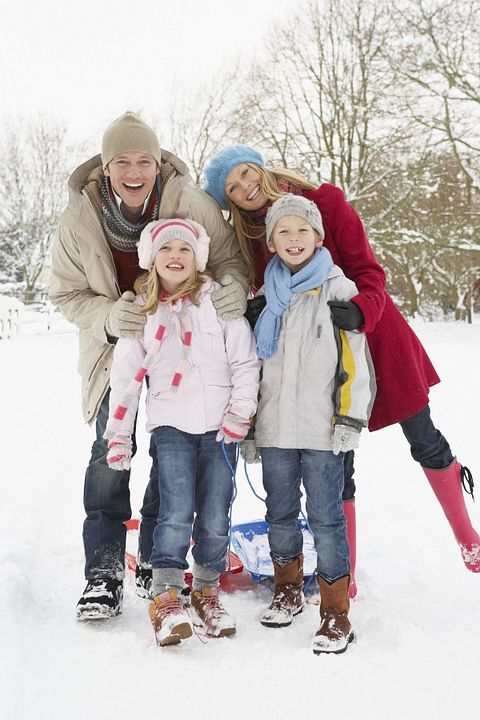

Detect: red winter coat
[250, 183, 440, 431]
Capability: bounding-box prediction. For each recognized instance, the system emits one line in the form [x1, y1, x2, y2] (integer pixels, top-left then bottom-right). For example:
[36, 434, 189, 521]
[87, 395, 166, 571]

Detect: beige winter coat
[49, 150, 248, 424]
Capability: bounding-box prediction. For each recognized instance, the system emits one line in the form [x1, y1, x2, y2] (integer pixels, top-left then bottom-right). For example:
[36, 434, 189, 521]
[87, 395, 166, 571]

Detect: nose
[128, 164, 142, 178]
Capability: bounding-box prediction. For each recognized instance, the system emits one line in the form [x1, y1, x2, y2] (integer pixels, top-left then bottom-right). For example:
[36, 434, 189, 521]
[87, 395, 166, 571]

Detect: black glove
[327, 300, 365, 331]
[245, 295, 267, 330]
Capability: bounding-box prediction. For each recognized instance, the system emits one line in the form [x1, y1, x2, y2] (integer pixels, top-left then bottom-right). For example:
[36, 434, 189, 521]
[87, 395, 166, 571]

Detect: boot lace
[461, 465, 475, 500]
[152, 597, 183, 630]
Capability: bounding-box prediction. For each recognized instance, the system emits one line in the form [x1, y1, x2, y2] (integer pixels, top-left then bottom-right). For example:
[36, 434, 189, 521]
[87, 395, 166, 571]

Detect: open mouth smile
[166, 262, 185, 271]
[123, 182, 144, 192]
[285, 246, 305, 256]
[246, 185, 260, 201]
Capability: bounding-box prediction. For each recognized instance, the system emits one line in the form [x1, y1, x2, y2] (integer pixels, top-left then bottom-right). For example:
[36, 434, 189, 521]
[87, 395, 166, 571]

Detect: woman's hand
[327, 300, 364, 331]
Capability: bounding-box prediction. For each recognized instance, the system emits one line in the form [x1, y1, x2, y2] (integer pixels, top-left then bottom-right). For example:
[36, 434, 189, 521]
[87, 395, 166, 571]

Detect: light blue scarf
[254, 248, 334, 359]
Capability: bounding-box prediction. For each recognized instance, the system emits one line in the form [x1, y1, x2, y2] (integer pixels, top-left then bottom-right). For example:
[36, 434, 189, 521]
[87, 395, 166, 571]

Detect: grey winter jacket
[49, 150, 248, 424]
[255, 266, 376, 451]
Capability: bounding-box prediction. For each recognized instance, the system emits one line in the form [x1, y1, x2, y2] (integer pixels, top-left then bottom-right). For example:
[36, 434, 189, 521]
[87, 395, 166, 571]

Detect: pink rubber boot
[344, 500, 357, 598]
[423, 460, 480, 572]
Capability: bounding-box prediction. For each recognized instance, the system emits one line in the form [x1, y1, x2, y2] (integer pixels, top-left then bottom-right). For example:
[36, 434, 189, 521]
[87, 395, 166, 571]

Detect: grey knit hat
[265, 194, 325, 244]
[101, 111, 162, 169]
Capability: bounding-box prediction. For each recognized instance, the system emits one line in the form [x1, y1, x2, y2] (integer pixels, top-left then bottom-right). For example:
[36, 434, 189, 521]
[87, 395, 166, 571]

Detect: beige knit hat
[101, 111, 162, 169]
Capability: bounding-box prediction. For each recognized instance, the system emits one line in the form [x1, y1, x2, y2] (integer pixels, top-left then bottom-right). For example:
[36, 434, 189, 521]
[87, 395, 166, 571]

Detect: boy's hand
[240, 439, 262, 464]
[327, 300, 364, 331]
[107, 435, 133, 471]
[332, 424, 361, 455]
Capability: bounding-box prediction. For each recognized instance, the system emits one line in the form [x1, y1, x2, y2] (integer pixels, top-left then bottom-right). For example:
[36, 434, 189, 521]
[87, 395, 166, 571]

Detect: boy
[251, 194, 375, 654]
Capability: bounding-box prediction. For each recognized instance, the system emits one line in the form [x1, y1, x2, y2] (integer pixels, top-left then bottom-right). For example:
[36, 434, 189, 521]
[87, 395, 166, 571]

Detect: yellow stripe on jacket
[338, 329, 355, 416]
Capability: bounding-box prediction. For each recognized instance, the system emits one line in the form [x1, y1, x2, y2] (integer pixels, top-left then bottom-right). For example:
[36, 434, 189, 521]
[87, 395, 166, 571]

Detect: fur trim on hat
[138, 218, 210, 272]
[265, 194, 325, 244]
[202, 144, 264, 210]
[101, 111, 162, 169]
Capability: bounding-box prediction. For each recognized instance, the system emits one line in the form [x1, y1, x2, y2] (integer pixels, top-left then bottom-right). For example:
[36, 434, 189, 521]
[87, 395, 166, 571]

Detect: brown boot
[190, 586, 236, 638]
[312, 575, 354, 655]
[260, 554, 304, 628]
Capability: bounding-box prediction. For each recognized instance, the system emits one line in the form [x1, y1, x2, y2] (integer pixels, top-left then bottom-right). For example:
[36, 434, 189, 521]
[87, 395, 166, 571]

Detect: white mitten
[105, 291, 146, 339]
[212, 274, 248, 319]
[107, 435, 133, 471]
[332, 424, 361, 455]
[216, 412, 251, 444]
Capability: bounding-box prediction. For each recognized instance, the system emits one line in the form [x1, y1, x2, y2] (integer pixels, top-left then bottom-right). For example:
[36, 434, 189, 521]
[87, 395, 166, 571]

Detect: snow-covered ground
[2, 314, 479, 720]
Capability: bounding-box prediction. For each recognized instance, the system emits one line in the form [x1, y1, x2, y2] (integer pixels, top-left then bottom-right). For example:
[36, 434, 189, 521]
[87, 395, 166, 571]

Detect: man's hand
[106, 291, 146, 338]
[212, 274, 248, 319]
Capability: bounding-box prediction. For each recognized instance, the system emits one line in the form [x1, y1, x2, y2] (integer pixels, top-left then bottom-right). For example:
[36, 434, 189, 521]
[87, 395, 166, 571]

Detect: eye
[228, 184, 236, 194]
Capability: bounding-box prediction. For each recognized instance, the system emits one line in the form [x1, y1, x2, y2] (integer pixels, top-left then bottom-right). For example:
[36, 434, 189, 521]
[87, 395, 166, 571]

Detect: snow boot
[135, 563, 153, 600]
[190, 586, 236, 637]
[344, 500, 357, 599]
[312, 575, 354, 655]
[76, 578, 123, 620]
[423, 460, 480, 572]
[148, 589, 193, 646]
[260, 554, 304, 628]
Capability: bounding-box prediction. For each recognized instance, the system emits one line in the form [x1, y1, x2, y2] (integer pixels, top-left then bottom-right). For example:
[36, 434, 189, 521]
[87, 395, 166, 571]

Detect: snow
[2, 314, 480, 720]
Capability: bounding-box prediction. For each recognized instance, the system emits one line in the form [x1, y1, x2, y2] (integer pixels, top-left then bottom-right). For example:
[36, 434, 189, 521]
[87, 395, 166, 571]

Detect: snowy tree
[0, 119, 71, 302]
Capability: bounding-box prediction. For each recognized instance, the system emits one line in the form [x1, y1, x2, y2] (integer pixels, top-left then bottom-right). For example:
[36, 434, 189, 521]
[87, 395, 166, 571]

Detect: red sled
[123, 518, 250, 592]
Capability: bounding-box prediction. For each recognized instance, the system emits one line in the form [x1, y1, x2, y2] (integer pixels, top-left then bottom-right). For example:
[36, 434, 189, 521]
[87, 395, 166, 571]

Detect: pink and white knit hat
[138, 218, 210, 272]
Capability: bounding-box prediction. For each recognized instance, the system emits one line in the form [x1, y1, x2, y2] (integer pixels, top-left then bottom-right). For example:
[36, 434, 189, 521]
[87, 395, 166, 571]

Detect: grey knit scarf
[100, 176, 161, 251]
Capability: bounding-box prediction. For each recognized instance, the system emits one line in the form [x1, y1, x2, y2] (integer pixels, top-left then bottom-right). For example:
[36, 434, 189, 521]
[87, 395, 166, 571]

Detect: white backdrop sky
[1, 0, 296, 144]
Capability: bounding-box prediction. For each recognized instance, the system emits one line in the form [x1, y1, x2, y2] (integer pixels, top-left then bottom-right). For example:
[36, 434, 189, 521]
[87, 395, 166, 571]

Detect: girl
[105, 217, 260, 646]
[202, 144, 479, 589]
[253, 194, 375, 654]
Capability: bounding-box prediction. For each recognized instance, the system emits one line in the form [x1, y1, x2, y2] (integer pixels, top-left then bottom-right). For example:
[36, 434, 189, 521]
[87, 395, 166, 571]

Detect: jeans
[83, 391, 159, 579]
[260, 447, 350, 583]
[150, 426, 236, 574]
[342, 405, 454, 500]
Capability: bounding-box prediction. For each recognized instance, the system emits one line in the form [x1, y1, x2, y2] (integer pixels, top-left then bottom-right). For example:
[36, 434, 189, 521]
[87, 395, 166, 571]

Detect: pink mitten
[216, 412, 250, 444]
[107, 435, 133, 471]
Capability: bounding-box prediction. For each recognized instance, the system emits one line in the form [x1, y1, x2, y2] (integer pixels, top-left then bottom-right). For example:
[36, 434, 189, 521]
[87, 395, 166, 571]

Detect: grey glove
[212, 274, 248, 319]
[240, 439, 262, 464]
[332, 423, 361, 455]
[105, 291, 146, 339]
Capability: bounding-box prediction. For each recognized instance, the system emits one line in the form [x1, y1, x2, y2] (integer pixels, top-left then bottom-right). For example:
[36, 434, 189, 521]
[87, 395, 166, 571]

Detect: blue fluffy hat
[202, 145, 264, 210]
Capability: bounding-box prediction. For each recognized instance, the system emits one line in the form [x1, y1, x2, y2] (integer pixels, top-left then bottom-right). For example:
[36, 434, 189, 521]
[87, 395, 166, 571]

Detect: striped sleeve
[332, 326, 376, 428]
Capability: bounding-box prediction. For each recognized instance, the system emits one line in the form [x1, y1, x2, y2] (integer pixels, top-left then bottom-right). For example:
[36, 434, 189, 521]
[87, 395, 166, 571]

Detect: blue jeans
[150, 426, 236, 573]
[342, 405, 454, 499]
[83, 391, 159, 579]
[260, 447, 350, 583]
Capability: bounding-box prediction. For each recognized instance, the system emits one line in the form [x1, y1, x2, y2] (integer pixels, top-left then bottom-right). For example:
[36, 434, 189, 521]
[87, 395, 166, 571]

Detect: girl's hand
[216, 412, 251, 443]
[106, 435, 133, 471]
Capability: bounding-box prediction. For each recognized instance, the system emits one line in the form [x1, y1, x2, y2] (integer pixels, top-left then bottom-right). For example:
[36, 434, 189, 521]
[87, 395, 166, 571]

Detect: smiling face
[154, 238, 196, 293]
[268, 214, 322, 273]
[104, 151, 159, 214]
[224, 163, 268, 211]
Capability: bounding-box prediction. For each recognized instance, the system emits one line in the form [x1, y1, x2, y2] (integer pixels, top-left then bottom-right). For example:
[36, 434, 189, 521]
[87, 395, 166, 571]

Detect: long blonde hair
[134, 265, 213, 314]
[227, 165, 316, 287]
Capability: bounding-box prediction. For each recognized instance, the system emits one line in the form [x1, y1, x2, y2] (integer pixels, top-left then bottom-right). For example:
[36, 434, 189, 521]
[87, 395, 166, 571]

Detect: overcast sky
[1, 0, 297, 146]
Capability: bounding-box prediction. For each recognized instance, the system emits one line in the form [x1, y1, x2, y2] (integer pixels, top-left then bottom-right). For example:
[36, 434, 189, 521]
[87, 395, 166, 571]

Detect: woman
[202, 144, 480, 591]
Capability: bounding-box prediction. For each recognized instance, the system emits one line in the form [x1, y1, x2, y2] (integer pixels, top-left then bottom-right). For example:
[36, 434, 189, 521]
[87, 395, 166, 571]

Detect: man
[50, 111, 248, 620]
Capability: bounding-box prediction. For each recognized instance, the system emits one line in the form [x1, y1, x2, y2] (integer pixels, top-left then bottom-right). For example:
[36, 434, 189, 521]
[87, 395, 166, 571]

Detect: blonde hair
[226, 165, 316, 286]
[134, 265, 213, 314]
